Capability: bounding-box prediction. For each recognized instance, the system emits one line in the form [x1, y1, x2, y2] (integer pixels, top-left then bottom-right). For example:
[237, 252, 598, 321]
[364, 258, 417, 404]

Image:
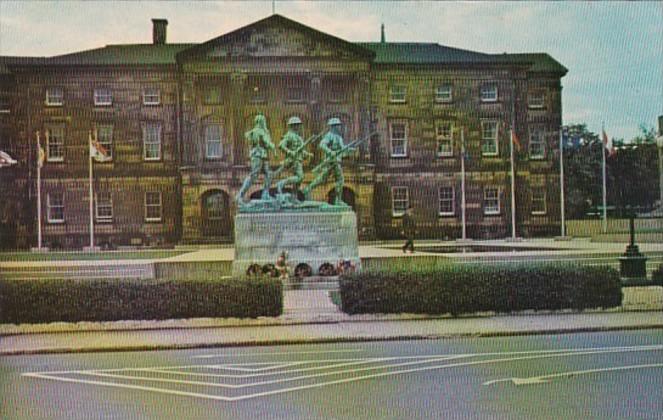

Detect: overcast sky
[0, 1, 661, 141]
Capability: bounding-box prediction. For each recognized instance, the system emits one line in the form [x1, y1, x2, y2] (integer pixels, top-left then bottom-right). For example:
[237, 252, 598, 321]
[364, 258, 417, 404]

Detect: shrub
[339, 263, 622, 316]
[652, 264, 663, 286]
[0, 277, 282, 324]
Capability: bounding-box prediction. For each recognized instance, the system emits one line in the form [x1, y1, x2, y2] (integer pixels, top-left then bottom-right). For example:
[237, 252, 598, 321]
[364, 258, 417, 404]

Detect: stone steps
[284, 275, 339, 290]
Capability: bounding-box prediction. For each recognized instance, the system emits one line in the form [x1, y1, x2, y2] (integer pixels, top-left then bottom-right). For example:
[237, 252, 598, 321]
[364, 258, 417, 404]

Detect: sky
[0, 1, 661, 141]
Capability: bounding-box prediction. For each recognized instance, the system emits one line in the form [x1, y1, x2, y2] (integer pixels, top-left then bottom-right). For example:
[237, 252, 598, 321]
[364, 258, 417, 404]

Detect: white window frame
[93, 88, 112, 106]
[0, 94, 10, 113]
[143, 123, 162, 161]
[45, 88, 64, 106]
[95, 191, 113, 222]
[529, 129, 546, 160]
[438, 186, 455, 216]
[391, 186, 409, 217]
[47, 192, 65, 223]
[45, 124, 65, 162]
[528, 90, 546, 109]
[142, 88, 161, 106]
[481, 120, 499, 157]
[205, 124, 223, 159]
[435, 84, 453, 103]
[480, 83, 498, 102]
[389, 121, 408, 158]
[531, 188, 547, 215]
[389, 85, 407, 103]
[144, 192, 162, 222]
[96, 124, 113, 160]
[435, 121, 454, 157]
[484, 187, 500, 215]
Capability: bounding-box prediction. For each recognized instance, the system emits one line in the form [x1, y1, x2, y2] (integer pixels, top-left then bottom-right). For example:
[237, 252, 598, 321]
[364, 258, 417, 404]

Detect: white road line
[21, 345, 663, 403]
[483, 363, 663, 386]
[192, 349, 364, 359]
[210, 362, 305, 373]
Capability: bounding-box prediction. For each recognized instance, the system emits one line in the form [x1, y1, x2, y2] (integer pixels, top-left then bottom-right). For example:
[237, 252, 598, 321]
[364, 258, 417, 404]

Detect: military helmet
[287, 116, 302, 126]
[327, 117, 342, 126]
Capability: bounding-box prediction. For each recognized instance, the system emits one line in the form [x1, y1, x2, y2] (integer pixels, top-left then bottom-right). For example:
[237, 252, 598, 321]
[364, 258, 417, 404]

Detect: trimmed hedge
[340, 264, 623, 316]
[0, 277, 282, 324]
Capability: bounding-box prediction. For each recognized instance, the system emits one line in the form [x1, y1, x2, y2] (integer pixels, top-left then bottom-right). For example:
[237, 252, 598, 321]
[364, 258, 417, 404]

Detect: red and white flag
[602, 129, 616, 157]
[90, 131, 112, 163]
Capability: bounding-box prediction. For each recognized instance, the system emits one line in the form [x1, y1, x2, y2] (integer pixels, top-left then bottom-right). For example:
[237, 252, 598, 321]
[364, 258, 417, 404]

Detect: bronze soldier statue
[275, 116, 313, 198]
[237, 114, 275, 205]
[302, 118, 355, 206]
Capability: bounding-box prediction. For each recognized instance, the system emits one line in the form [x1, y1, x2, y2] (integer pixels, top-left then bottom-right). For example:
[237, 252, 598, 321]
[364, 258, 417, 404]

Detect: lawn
[0, 249, 187, 263]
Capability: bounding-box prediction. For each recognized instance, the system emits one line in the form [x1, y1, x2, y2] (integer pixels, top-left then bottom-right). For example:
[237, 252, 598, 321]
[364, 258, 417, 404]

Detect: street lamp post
[657, 115, 663, 209]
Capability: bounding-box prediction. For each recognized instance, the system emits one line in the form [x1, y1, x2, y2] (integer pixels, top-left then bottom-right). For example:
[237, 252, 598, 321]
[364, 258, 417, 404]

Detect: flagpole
[460, 127, 467, 241]
[559, 127, 566, 237]
[601, 122, 608, 234]
[36, 131, 43, 250]
[88, 130, 95, 250]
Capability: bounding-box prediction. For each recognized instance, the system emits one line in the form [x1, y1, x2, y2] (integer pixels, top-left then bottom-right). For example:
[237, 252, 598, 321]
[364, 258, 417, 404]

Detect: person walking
[401, 205, 416, 253]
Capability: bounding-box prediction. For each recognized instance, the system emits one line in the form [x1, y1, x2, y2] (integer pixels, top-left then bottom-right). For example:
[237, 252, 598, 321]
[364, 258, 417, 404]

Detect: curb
[3, 324, 663, 356]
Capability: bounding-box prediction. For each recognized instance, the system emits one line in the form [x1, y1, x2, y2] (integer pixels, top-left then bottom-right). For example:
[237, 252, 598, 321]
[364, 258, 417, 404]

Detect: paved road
[2, 331, 662, 419]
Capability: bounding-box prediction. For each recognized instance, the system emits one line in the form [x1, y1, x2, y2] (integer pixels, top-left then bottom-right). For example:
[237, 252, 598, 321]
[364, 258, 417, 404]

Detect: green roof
[0, 56, 47, 74]
[490, 53, 568, 75]
[357, 42, 495, 65]
[44, 44, 195, 66]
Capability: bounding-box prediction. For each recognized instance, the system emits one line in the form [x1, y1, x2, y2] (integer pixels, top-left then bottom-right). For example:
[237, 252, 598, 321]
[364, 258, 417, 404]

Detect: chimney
[380, 23, 385, 43]
[152, 19, 168, 45]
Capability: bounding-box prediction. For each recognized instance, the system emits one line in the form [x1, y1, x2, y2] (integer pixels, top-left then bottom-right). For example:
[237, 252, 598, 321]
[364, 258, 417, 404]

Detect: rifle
[311, 131, 378, 173]
[273, 132, 324, 175]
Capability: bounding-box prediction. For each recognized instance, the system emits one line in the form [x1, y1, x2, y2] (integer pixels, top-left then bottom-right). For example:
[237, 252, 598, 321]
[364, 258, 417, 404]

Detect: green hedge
[0, 277, 282, 324]
[339, 264, 622, 316]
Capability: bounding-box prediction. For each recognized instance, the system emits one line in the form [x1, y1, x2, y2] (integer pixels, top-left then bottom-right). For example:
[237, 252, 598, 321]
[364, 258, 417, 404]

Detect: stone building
[0, 14, 566, 249]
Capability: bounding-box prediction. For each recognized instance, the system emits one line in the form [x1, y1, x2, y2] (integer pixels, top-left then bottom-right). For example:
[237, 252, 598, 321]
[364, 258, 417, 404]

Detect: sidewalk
[1, 289, 661, 356]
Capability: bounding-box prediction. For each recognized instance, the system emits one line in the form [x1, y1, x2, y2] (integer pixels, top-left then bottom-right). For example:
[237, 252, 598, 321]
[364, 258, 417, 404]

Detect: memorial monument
[232, 116, 366, 277]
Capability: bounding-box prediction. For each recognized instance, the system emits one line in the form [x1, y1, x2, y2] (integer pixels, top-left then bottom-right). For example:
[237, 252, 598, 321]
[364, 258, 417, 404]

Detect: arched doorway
[327, 187, 356, 211]
[201, 190, 231, 237]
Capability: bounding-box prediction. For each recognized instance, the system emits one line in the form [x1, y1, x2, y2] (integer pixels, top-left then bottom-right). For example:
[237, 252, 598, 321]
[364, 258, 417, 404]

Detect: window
[438, 186, 455, 216]
[0, 94, 10, 113]
[286, 81, 305, 103]
[203, 86, 223, 104]
[531, 188, 547, 215]
[145, 192, 162, 222]
[95, 191, 113, 222]
[435, 121, 454, 157]
[45, 88, 64, 106]
[481, 120, 499, 156]
[205, 124, 223, 159]
[435, 84, 452, 103]
[484, 187, 500, 215]
[143, 123, 161, 161]
[96, 124, 113, 159]
[528, 90, 546, 109]
[480, 83, 498, 102]
[392, 187, 409, 217]
[389, 121, 408, 157]
[326, 79, 346, 103]
[143, 88, 161, 106]
[389, 85, 407, 103]
[529, 128, 546, 160]
[47, 192, 64, 223]
[45, 124, 65, 162]
[93, 88, 112, 106]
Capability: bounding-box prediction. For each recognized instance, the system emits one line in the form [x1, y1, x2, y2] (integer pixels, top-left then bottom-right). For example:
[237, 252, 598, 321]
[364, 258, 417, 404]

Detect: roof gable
[177, 14, 374, 61]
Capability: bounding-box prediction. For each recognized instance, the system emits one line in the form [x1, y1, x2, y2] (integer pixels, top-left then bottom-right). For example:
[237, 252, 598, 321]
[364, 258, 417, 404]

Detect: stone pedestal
[233, 210, 360, 277]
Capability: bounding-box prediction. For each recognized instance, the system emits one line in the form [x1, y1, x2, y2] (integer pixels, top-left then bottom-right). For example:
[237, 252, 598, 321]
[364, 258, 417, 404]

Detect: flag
[511, 129, 522, 152]
[0, 150, 17, 168]
[602, 129, 616, 157]
[90, 132, 111, 163]
[38, 145, 45, 168]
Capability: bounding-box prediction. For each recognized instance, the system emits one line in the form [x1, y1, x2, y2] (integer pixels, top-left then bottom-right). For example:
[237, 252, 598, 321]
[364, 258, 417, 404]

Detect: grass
[0, 250, 187, 263]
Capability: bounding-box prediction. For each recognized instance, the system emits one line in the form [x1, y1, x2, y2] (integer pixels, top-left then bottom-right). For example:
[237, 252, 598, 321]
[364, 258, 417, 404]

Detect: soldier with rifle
[274, 116, 317, 199]
[303, 118, 370, 206]
[236, 114, 275, 205]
